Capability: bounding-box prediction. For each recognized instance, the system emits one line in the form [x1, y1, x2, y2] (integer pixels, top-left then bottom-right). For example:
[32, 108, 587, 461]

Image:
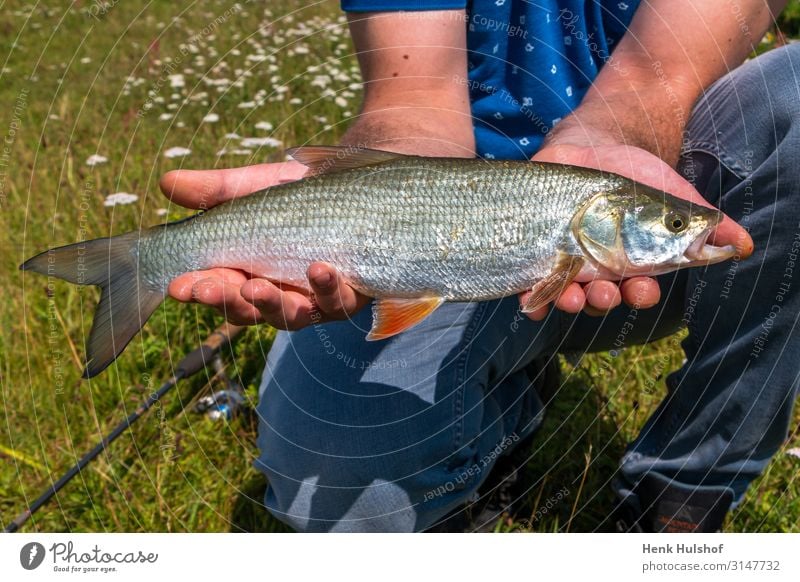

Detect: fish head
[573, 183, 736, 278]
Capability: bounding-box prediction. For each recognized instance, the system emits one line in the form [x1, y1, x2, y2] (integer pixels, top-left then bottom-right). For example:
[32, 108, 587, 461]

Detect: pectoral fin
[366, 295, 445, 341]
[522, 254, 585, 314]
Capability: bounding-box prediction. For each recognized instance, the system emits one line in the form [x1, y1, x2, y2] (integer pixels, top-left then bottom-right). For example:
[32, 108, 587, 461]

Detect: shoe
[614, 473, 733, 533]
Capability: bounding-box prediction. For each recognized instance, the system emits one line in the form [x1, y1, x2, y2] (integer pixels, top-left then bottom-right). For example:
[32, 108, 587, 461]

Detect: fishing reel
[193, 354, 247, 421]
[194, 389, 247, 421]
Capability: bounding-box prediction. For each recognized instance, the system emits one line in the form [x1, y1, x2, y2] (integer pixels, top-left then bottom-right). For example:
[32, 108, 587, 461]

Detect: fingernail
[312, 271, 333, 289]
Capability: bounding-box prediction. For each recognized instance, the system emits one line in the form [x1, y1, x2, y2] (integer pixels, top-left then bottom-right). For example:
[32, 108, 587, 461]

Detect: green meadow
[1, 0, 798, 532]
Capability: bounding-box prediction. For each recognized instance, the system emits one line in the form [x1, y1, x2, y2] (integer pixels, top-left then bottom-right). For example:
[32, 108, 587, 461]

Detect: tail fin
[20, 232, 164, 378]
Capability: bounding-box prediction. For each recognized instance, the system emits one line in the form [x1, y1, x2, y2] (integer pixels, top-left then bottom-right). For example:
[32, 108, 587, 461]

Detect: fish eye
[665, 212, 688, 233]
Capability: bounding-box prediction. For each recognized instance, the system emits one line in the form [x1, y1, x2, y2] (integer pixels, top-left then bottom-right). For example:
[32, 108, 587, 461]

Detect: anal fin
[522, 254, 585, 314]
[367, 295, 445, 341]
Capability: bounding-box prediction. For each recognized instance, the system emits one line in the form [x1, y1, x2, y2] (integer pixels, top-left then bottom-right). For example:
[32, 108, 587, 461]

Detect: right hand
[159, 162, 371, 328]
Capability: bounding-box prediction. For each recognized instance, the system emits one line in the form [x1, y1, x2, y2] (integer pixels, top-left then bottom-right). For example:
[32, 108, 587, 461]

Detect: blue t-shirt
[341, 0, 640, 160]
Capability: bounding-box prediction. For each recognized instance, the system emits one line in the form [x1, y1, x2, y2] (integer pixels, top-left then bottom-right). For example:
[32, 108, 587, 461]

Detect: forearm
[341, 10, 475, 157]
[550, 0, 786, 165]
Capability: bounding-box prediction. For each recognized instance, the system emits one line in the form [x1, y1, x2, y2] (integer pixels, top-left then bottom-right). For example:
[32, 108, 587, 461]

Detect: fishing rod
[2, 322, 244, 534]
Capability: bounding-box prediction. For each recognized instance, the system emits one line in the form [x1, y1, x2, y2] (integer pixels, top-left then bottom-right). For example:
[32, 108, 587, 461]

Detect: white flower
[254, 121, 273, 131]
[217, 148, 252, 156]
[80, 57, 91, 64]
[787, 447, 800, 459]
[164, 147, 191, 158]
[159, 113, 173, 121]
[334, 96, 348, 108]
[156, 208, 168, 216]
[168, 74, 185, 88]
[104, 192, 139, 207]
[202, 113, 220, 123]
[237, 101, 257, 109]
[310, 75, 331, 88]
[224, 132, 241, 139]
[85, 154, 108, 167]
[240, 137, 283, 148]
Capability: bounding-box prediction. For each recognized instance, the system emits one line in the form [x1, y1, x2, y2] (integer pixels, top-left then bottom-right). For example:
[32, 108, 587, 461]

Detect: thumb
[160, 160, 307, 209]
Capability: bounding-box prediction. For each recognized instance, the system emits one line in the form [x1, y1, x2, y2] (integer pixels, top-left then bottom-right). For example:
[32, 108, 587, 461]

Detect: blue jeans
[254, 45, 800, 532]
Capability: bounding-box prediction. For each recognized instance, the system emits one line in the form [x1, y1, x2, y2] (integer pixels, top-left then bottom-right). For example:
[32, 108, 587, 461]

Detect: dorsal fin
[287, 146, 406, 176]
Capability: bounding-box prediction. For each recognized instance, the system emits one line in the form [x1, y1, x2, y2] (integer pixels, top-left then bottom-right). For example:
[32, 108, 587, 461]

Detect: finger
[159, 161, 307, 209]
[583, 280, 622, 312]
[240, 278, 317, 330]
[517, 290, 549, 321]
[190, 276, 264, 325]
[307, 262, 369, 319]
[620, 277, 661, 309]
[554, 283, 586, 313]
[168, 268, 248, 302]
[708, 219, 754, 259]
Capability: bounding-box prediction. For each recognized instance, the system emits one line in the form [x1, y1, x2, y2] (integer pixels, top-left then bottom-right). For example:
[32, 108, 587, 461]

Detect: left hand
[520, 135, 753, 320]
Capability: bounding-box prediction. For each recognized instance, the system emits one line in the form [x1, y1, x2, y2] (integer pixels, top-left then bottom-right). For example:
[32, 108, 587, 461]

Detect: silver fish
[21, 146, 736, 377]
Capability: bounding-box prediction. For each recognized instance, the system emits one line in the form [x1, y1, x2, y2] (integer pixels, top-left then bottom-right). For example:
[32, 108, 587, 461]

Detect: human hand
[160, 162, 371, 328]
[521, 138, 753, 320]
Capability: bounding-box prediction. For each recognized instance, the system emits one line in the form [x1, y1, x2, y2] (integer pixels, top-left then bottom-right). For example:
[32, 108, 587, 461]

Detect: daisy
[164, 147, 191, 158]
[104, 192, 138, 207]
[240, 137, 282, 148]
[85, 154, 108, 167]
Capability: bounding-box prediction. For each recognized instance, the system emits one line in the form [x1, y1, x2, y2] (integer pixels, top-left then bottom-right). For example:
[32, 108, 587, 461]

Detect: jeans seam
[683, 142, 751, 181]
[450, 300, 490, 467]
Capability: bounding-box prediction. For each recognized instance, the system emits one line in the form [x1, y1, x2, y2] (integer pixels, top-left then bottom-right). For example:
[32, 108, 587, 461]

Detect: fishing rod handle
[175, 323, 244, 378]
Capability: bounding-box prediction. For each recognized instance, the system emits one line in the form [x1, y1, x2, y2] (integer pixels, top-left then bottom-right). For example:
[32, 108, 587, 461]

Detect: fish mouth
[684, 227, 737, 265]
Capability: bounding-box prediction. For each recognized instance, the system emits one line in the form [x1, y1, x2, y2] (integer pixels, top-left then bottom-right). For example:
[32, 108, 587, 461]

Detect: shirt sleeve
[341, 0, 466, 11]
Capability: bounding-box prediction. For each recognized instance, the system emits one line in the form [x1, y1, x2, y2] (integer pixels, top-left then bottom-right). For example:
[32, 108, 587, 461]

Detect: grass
[1, 0, 798, 533]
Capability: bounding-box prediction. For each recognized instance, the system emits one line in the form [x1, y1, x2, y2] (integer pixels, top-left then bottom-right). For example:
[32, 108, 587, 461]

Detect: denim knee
[254, 299, 555, 531]
[685, 43, 800, 179]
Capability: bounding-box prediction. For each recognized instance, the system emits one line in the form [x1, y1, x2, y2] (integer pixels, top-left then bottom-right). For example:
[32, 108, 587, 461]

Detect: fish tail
[20, 232, 164, 378]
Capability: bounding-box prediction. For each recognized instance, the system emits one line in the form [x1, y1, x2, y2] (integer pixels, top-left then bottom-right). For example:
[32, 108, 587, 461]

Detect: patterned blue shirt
[341, 0, 641, 160]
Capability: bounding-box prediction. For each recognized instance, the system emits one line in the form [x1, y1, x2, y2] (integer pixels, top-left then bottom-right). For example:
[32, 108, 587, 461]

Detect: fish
[20, 146, 737, 378]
